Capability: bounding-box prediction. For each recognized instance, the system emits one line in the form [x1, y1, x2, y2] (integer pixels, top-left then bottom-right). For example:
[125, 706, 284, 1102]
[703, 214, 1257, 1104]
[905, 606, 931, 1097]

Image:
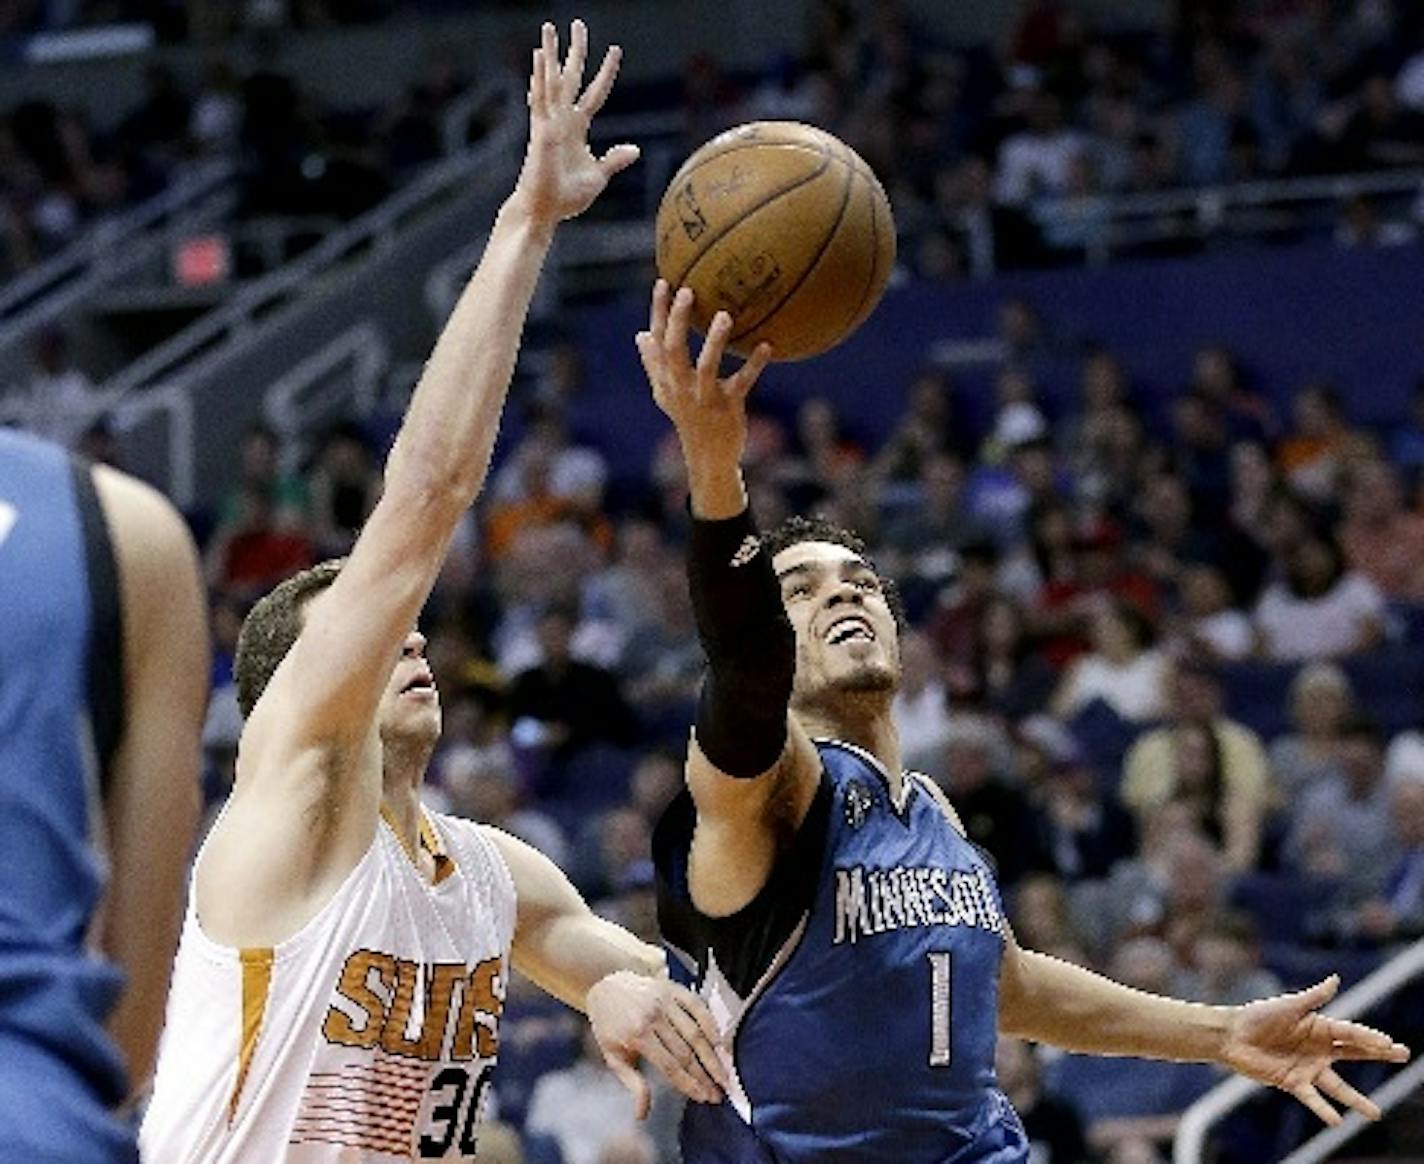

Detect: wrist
[1206, 1004, 1237, 1066]
[498, 190, 558, 248]
[684, 455, 748, 521]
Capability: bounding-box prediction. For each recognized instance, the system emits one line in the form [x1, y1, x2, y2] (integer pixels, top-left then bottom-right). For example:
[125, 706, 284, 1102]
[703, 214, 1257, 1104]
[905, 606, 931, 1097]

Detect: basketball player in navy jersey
[635, 281, 1411, 1162]
[0, 428, 208, 1162]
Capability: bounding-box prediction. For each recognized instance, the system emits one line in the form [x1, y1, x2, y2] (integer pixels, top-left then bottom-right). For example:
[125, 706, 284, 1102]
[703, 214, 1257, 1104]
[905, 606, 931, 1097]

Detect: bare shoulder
[90, 464, 200, 574]
[911, 772, 969, 837]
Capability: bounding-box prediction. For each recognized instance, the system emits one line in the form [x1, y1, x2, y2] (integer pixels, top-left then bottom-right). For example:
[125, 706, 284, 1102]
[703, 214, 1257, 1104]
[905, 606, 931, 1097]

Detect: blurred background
[6, 1, 1424, 1161]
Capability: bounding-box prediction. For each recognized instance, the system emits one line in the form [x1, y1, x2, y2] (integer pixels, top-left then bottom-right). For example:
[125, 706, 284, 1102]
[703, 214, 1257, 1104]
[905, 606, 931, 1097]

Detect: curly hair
[762, 515, 905, 628]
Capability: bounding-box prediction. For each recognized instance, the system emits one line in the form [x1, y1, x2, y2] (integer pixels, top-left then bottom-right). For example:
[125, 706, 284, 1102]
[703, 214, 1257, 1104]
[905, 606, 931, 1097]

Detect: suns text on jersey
[833, 864, 1005, 946]
[321, 949, 505, 1062]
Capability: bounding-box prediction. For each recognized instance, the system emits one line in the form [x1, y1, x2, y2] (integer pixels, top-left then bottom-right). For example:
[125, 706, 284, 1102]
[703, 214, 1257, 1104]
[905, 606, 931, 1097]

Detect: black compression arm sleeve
[687, 507, 796, 778]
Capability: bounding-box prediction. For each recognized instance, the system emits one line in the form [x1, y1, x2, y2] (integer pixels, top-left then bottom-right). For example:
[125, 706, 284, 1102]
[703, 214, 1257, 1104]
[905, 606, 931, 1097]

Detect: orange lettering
[451, 958, 504, 1060]
[322, 950, 395, 1049]
[416, 963, 467, 1062]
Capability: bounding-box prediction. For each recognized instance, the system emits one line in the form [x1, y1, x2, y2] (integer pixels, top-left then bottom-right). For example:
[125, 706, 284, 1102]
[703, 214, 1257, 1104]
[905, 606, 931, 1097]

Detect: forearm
[519, 913, 663, 1013]
[685, 447, 748, 521]
[1001, 948, 1230, 1064]
[384, 194, 554, 508]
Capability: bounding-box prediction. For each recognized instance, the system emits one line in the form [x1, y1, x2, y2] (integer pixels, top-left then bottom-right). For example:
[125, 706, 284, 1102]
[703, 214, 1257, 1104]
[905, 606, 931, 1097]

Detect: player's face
[377, 629, 442, 746]
[773, 541, 900, 706]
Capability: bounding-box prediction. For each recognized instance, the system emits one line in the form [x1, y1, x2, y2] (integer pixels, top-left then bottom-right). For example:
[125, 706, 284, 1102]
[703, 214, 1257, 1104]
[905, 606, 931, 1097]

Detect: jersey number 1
[928, 951, 952, 1067]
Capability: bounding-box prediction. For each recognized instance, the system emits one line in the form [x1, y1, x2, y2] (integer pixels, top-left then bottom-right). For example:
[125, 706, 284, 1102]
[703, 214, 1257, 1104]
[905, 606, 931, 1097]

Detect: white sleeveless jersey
[141, 809, 516, 1162]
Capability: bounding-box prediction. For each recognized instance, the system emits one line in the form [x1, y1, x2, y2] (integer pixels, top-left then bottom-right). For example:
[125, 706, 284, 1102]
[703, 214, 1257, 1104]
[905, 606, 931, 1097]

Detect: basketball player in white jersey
[141, 22, 725, 1162]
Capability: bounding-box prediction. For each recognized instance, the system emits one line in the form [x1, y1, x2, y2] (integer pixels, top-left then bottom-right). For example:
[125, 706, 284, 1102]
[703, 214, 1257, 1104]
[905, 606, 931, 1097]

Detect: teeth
[829, 619, 873, 644]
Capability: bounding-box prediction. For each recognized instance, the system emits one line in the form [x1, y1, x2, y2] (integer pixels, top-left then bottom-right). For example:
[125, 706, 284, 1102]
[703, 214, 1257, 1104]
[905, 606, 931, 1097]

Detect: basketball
[654, 121, 895, 362]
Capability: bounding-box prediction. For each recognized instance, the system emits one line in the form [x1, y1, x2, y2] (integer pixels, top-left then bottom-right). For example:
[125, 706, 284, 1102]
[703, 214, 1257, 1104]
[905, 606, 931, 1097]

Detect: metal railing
[0, 159, 239, 336]
[264, 320, 390, 474]
[98, 92, 522, 403]
[1033, 168, 1424, 266]
[1174, 937, 1424, 1164]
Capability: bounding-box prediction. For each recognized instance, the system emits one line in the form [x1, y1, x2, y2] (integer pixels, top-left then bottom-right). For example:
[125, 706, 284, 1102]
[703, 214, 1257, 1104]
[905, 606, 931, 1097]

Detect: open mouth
[826, 615, 875, 646]
[400, 670, 435, 696]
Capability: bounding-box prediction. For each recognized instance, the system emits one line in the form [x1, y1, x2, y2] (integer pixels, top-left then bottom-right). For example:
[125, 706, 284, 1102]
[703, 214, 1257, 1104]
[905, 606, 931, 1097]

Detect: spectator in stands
[932, 156, 1045, 276]
[507, 605, 636, 760]
[486, 440, 612, 561]
[951, 594, 1058, 722]
[1189, 345, 1274, 445]
[881, 452, 984, 582]
[584, 515, 669, 641]
[1129, 717, 1267, 874]
[1254, 529, 1386, 661]
[1177, 912, 1283, 1006]
[1285, 717, 1399, 905]
[442, 751, 568, 869]
[1021, 736, 1136, 883]
[473, 1123, 524, 1164]
[871, 368, 969, 483]
[1170, 391, 1233, 509]
[1350, 779, 1424, 945]
[1173, 560, 1253, 661]
[1339, 456, 1424, 602]
[1268, 662, 1354, 801]
[1009, 874, 1091, 966]
[1, 328, 103, 447]
[1176, 47, 1251, 185]
[573, 807, 653, 905]
[995, 90, 1086, 205]
[1051, 596, 1168, 723]
[1275, 382, 1360, 501]
[927, 537, 1001, 677]
[597, 1129, 658, 1164]
[937, 716, 1031, 883]
[1132, 471, 1216, 599]
[215, 421, 309, 530]
[190, 56, 243, 155]
[307, 420, 379, 557]
[525, 1026, 648, 1164]
[1122, 657, 1272, 857]
[204, 485, 314, 601]
[891, 629, 953, 776]
[495, 403, 610, 515]
[995, 1037, 1091, 1164]
[782, 395, 865, 499]
[626, 751, 682, 834]
[618, 561, 703, 714]
[1033, 518, 1159, 669]
[121, 64, 191, 160]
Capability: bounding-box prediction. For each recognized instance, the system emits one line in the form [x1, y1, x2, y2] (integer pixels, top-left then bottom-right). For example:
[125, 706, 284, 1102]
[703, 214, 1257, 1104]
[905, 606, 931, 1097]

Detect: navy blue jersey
[0, 430, 134, 1163]
[654, 738, 1029, 1163]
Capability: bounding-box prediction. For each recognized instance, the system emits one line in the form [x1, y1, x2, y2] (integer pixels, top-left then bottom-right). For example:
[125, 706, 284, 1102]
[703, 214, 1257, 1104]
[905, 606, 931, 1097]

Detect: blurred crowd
[663, 0, 1424, 273]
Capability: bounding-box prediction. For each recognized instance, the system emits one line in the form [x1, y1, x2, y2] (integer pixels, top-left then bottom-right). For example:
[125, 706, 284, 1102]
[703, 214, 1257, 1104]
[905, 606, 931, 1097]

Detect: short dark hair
[762, 515, 905, 628]
[234, 559, 344, 718]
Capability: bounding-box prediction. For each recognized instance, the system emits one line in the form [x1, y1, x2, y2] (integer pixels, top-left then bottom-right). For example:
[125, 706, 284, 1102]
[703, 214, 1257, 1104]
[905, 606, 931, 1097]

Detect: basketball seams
[725, 140, 858, 349]
[665, 139, 831, 191]
[840, 169, 885, 338]
[665, 147, 835, 290]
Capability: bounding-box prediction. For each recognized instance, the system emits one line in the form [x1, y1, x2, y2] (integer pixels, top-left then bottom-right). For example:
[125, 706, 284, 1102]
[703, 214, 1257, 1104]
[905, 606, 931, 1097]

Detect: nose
[825, 580, 865, 608]
[403, 631, 427, 658]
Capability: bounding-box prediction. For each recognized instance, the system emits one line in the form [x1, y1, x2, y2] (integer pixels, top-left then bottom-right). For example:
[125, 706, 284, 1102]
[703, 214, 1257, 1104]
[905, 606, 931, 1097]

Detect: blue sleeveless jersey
[654, 738, 1029, 1163]
[0, 429, 135, 1162]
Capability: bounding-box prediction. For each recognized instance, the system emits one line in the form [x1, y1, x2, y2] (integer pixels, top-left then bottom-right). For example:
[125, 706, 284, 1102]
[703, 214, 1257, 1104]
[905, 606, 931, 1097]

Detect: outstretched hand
[636, 280, 773, 470]
[515, 20, 638, 227]
[586, 970, 728, 1119]
[1221, 975, 1410, 1126]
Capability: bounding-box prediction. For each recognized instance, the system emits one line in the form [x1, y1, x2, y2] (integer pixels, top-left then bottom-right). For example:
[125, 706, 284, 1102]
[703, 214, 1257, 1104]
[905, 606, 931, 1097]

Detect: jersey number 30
[420, 1065, 491, 1158]
[928, 951, 953, 1068]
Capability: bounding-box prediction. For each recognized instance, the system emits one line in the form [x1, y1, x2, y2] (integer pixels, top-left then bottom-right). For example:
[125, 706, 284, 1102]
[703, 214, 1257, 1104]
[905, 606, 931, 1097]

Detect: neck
[794, 693, 902, 790]
[381, 736, 434, 832]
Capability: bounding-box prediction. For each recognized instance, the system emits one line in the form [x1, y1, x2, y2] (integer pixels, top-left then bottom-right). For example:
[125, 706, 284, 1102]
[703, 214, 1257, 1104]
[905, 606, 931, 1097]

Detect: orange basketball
[654, 121, 896, 362]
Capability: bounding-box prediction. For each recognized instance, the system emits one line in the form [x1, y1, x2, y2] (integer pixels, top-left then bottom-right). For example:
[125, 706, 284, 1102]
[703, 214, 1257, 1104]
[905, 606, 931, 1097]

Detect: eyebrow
[775, 558, 875, 584]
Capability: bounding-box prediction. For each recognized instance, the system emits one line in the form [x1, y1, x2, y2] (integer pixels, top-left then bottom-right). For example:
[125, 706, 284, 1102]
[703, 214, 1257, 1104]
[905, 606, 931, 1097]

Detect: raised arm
[635, 282, 820, 917]
[92, 466, 207, 1094]
[999, 932, 1410, 1127]
[201, 21, 637, 945]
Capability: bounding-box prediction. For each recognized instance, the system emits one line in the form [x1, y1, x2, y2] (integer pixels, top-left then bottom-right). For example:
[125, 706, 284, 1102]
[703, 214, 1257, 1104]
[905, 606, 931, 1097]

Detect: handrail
[100, 94, 522, 402]
[0, 158, 238, 325]
[1173, 937, 1424, 1164]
